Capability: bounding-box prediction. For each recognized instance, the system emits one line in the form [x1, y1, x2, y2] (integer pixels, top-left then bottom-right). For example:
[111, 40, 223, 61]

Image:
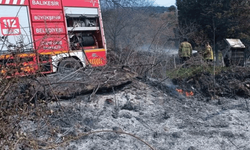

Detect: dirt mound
[173, 66, 250, 99]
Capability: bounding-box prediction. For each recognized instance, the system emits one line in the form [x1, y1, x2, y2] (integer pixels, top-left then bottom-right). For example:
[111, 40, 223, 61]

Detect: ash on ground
[48, 78, 250, 150]
[16, 65, 250, 150]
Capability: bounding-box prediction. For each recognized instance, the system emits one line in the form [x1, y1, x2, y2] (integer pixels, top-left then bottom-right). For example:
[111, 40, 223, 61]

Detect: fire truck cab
[0, 0, 106, 76]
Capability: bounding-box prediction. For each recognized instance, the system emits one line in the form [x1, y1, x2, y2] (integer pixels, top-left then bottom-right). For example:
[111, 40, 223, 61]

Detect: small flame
[176, 88, 194, 97]
[176, 88, 183, 94]
[185, 91, 194, 97]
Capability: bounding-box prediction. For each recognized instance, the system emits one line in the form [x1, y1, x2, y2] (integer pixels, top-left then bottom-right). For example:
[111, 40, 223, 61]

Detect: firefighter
[178, 38, 193, 64]
[203, 42, 213, 62]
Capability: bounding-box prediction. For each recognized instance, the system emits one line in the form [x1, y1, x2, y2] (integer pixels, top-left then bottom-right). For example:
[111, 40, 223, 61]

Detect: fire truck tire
[58, 58, 82, 74]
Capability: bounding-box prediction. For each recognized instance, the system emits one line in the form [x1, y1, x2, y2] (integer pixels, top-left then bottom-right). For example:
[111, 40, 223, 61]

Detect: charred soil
[172, 66, 250, 100]
[2, 59, 250, 150]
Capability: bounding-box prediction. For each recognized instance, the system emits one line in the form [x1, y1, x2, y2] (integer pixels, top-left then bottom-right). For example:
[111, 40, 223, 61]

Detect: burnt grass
[172, 66, 250, 99]
[10, 64, 250, 150]
[56, 76, 250, 150]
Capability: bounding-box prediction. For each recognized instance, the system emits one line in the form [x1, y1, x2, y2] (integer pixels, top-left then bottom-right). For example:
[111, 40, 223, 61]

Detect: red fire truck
[0, 0, 106, 76]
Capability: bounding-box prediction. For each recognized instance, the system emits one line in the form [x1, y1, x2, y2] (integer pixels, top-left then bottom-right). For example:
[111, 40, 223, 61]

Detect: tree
[227, 1, 250, 43]
[176, 0, 250, 62]
[101, 0, 177, 52]
[168, 5, 177, 12]
[100, 0, 155, 50]
[177, 0, 250, 43]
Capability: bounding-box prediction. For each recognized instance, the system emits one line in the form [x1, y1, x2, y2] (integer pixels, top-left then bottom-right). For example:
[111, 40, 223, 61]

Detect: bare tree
[101, 0, 155, 50]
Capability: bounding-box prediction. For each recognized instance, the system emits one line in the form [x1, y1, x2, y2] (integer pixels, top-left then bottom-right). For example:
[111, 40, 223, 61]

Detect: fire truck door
[0, 6, 32, 53]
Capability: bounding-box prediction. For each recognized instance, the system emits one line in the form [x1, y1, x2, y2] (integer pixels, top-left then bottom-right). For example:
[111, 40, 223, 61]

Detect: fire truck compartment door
[64, 7, 98, 15]
[0, 6, 32, 53]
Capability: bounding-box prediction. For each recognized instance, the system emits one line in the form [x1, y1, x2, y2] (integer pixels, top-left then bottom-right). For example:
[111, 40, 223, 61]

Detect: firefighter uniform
[178, 41, 193, 63]
[203, 43, 213, 62]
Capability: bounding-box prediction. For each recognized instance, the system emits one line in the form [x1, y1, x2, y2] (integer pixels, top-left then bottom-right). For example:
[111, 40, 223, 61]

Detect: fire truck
[0, 0, 106, 76]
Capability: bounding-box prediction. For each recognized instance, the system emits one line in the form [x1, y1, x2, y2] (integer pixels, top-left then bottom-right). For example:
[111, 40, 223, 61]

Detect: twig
[226, 137, 240, 149]
[40, 130, 156, 150]
[0, 79, 12, 100]
[244, 99, 249, 112]
[88, 84, 100, 101]
[40, 74, 75, 127]
[57, 67, 84, 82]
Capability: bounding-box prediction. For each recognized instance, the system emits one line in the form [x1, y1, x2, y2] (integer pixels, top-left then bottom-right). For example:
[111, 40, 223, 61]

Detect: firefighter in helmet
[178, 38, 193, 64]
[203, 42, 213, 62]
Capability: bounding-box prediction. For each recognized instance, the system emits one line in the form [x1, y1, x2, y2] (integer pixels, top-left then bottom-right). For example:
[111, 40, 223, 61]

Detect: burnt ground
[20, 66, 249, 150]
[173, 66, 250, 99]
[16, 66, 250, 150]
[49, 78, 250, 150]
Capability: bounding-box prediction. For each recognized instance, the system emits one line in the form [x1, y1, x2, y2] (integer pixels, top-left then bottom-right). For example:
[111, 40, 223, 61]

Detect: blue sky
[154, 0, 176, 7]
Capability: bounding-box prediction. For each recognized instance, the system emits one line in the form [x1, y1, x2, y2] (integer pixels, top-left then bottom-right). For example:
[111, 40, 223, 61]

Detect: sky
[154, 0, 176, 7]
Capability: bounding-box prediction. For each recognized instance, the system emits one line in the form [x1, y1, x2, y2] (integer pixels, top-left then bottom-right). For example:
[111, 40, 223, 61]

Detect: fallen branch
[39, 129, 156, 150]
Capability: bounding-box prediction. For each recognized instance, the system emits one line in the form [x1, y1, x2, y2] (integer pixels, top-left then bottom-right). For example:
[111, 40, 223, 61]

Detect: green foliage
[168, 5, 177, 12]
[177, 0, 250, 47]
[167, 65, 228, 79]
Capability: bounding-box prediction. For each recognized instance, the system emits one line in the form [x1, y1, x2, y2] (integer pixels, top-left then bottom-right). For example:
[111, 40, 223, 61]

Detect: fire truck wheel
[58, 58, 82, 74]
